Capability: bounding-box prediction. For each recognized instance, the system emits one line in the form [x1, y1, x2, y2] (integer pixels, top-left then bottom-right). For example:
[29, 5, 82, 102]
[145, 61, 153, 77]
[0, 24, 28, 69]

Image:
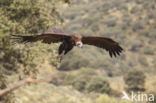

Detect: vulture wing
[11, 32, 70, 44]
[82, 36, 123, 57]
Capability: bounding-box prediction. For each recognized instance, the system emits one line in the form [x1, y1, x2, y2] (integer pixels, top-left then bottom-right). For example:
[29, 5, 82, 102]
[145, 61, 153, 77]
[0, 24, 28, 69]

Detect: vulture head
[70, 34, 83, 48]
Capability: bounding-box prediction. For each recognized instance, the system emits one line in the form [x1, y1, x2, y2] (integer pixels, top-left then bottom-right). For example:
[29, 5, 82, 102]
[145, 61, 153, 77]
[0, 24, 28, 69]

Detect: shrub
[72, 78, 88, 91]
[61, 69, 112, 94]
[86, 76, 111, 94]
[103, 16, 117, 27]
[132, 21, 144, 32]
[138, 56, 148, 67]
[120, 100, 133, 103]
[130, 40, 142, 52]
[64, 73, 91, 91]
[50, 72, 67, 85]
[96, 94, 117, 103]
[124, 69, 146, 93]
[77, 67, 97, 76]
[144, 48, 154, 55]
[109, 89, 122, 97]
[63, 73, 76, 85]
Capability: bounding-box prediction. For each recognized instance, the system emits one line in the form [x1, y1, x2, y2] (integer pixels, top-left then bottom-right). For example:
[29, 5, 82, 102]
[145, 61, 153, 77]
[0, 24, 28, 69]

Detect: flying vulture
[12, 32, 123, 61]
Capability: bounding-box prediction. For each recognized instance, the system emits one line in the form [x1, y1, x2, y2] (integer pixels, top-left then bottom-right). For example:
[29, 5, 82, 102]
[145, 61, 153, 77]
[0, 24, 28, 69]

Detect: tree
[0, 0, 70, 102]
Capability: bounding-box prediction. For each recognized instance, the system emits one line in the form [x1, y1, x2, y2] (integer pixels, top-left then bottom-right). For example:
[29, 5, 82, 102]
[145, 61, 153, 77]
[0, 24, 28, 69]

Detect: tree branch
[0, 76, 59, 97]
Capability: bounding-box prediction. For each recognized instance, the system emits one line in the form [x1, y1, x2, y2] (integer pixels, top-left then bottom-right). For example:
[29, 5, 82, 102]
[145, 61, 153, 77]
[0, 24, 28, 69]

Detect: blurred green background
[0, 0, 156, 103]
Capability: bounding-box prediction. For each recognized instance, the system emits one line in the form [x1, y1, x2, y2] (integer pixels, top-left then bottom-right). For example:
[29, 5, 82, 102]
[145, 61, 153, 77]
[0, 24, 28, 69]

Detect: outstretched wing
[82, 36, 123, 57]
[11, 32, 70, 44]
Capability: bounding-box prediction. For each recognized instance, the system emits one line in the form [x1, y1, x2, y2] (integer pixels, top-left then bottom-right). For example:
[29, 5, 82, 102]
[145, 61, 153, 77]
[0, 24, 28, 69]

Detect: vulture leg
[58, 43, 65, 55]
[64, 44, 73, 55]
[57, 39, 73, 62]
[57, 43, 65, 62]
[56, 55, 64, 62]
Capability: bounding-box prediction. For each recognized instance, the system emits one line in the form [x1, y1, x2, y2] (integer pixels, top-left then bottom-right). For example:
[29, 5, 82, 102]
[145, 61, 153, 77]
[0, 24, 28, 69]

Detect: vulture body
[12, 32, 123, 60]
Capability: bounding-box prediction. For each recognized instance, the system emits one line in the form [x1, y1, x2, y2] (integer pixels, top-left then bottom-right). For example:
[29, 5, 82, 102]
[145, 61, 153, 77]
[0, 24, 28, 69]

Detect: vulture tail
[11, 34, 35, 43]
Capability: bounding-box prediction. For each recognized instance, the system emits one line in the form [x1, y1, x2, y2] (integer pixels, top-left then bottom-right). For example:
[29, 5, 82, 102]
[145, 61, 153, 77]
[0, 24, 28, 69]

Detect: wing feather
[11, 32, 70, 44]
[82, 36, 123, 57]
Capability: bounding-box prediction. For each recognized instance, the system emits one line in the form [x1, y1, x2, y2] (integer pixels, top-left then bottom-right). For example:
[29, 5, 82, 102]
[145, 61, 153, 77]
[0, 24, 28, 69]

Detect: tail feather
[11, 34, 34, 43]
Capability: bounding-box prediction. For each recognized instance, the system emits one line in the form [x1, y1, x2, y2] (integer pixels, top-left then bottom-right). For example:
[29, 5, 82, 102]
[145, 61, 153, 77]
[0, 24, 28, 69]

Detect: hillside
[59, 0, 156, 76]
[0, 0, 156, 103]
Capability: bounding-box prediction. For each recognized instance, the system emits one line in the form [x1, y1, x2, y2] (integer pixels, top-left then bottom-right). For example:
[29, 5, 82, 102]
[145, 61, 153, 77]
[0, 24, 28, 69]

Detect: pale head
[76, 41, 83, 48]
[71, 33, 83, 48]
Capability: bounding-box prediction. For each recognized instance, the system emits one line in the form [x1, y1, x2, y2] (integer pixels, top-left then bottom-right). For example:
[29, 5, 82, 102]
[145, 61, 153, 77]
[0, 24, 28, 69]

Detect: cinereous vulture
[12, 31, 123, 61]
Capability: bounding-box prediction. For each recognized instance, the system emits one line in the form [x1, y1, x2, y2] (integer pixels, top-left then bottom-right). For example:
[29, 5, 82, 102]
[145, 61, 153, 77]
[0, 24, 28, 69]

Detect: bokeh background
[0, 0, 156, 103]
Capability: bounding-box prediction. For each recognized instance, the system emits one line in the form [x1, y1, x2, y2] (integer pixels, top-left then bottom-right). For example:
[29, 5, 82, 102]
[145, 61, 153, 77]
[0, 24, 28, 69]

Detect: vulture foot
[57, 55, 64, 62]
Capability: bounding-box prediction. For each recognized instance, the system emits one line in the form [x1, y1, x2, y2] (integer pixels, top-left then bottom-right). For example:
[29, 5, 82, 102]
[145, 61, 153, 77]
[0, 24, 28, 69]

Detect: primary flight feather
[12, 32, 123, 60]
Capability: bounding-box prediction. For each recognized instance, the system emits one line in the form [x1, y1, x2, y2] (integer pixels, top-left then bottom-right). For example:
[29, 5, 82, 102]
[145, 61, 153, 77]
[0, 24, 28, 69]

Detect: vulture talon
[57, 55, 64, 62]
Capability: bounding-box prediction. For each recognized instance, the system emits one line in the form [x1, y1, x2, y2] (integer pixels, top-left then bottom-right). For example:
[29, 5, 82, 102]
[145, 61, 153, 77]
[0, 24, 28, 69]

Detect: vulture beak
[76, 41, 83, 48]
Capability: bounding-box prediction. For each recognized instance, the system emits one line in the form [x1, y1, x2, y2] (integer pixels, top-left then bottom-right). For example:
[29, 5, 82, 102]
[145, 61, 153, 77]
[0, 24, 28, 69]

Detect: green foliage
[53, 68, 112, 94]
[144, 47, 155, 55]
[132, 21, 144, 32]
[72, 76, 89, 91]
[0, 71, 15, 103]
[86, 76, 111, 94]
[63, 68, 96, 91]
[0, 0, 63, 36]
[124, 69, 146, 93]
[96, 94, 117, 103]
[120, 100, 133, 103]
[129, 39, 142, 52]
[0, 0, 155, 102]
[70, 68, 96, 91]
[96, 94, 133, 103]
[60, 0, 156, 76]
[0, 0, 70, 102]
[138, 56, 148, 67]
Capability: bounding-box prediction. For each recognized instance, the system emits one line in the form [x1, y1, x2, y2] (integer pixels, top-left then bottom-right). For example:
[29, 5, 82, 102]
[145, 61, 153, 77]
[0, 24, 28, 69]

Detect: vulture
[12, 31, 123, 61]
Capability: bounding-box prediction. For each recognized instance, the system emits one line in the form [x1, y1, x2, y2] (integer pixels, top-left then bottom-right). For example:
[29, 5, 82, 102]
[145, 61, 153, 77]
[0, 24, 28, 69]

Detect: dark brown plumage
[11, 32, 123, 59]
